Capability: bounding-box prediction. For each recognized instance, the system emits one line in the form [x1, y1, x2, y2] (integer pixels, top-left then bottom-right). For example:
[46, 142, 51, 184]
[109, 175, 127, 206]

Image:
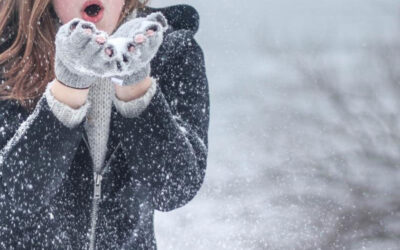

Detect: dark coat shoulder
[138, 4, 200, 34]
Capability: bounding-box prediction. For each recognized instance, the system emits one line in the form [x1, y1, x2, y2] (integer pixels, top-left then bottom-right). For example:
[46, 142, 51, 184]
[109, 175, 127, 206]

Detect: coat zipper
[88, 172, 102, 250]
[82, 134, 122, 250]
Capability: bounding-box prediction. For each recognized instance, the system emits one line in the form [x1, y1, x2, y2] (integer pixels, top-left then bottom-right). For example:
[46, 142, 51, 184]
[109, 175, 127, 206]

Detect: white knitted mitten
[55, 19, 110, 89]
[105, 12, 168, 86]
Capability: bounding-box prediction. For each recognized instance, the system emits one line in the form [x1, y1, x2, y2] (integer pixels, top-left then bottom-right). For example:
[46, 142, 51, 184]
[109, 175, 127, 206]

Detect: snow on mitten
[105, 12, 168, 86]
[55, 18, 111, 89]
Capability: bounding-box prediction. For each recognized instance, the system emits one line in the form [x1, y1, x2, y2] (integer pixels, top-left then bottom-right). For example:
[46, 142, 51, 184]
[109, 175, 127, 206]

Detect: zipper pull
[94, 173, 103, 200]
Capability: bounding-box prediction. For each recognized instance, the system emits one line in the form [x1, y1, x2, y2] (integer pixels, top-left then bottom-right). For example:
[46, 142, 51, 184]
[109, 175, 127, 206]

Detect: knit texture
[55, 19, 107, 89]
[54, 10, 166, 89]
[84, 79, 113, 173]
[44, 80, 91, 129]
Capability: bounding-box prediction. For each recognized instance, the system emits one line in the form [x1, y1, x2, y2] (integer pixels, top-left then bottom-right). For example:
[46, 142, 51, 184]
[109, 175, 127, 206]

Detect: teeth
[84, 4, 101, 17]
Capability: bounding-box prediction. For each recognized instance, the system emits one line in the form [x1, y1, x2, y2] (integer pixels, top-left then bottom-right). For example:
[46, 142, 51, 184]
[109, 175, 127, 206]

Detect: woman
[0, 0, 209, 249]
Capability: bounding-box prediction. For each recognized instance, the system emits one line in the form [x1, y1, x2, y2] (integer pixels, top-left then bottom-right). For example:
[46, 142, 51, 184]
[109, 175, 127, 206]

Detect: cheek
[51, 0, 81, 24]
[106, 0, 125, 31]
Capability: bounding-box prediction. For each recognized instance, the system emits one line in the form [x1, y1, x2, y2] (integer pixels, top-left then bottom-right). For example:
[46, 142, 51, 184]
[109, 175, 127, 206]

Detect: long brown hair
[0, 0, 148, 112]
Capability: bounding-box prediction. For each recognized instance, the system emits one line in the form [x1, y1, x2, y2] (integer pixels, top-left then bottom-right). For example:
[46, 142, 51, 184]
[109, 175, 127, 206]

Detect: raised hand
[54, 18, 110, 89]
[105, 12, 168, 86]
[54, 12, 168, 89]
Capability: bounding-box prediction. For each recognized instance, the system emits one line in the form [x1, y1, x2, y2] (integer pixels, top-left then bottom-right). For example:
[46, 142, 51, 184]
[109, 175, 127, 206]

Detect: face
[51, 0, 125, 34]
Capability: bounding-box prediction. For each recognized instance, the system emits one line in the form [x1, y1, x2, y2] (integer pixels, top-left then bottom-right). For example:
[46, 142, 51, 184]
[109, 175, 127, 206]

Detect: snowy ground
[150, 0, 400, 249]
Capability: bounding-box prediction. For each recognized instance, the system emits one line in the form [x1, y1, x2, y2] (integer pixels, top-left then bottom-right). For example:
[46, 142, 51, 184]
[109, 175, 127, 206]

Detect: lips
[81, 0, 104, 23]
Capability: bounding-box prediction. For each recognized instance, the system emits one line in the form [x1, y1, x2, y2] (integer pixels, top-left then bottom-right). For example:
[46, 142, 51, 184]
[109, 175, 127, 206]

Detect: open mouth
[81, 1, 104, 23]
[85, 4, 102, 17]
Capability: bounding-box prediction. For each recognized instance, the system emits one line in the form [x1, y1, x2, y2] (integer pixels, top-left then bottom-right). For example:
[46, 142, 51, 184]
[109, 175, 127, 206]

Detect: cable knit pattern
[44, 80, 91, 129]
[112, 77, 157, 118]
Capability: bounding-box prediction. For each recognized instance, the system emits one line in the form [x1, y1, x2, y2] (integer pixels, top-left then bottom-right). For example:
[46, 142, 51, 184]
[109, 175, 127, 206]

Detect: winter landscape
[151, 0, 400, 249]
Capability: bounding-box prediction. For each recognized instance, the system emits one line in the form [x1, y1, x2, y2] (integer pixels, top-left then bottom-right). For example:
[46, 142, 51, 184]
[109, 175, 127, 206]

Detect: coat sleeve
[0, 95, 86, 215]
[113, 30, 210, 212]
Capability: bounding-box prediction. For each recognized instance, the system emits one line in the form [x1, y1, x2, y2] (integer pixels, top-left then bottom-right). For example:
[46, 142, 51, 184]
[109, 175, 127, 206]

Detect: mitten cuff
[55, 58, 94, 89]
[112, 77, 157, 118]
[45, 80, 91, 128]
